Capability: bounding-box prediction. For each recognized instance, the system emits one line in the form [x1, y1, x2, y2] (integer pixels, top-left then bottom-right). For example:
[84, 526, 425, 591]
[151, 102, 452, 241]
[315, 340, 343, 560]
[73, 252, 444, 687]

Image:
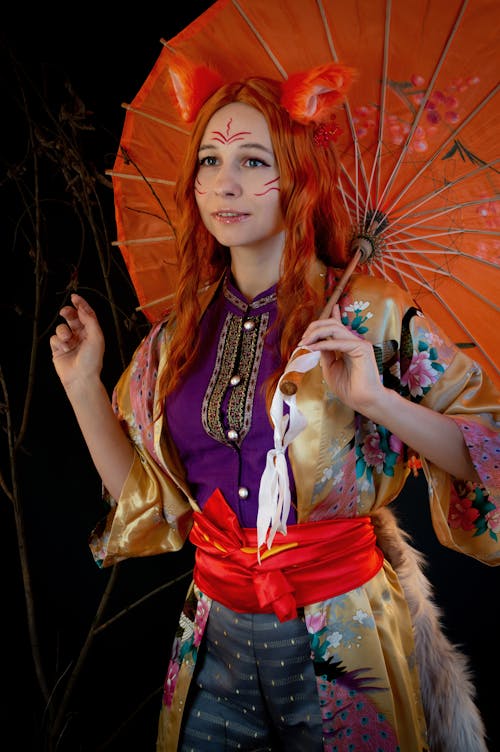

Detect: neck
[229, 233, 285, 301]
[231, 265, 279, 300]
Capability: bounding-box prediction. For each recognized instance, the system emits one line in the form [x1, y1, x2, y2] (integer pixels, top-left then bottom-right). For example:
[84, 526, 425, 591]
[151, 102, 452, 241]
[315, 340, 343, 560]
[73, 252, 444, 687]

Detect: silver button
[238, 487, 249, 499]
[227, 429, 239, 441]
[243, 319, 255, 331]
[230, 374, 241, 386]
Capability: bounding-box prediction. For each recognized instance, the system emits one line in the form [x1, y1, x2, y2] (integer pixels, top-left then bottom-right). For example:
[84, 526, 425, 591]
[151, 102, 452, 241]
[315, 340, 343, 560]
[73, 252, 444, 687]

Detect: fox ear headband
[166, 51, 355, 142]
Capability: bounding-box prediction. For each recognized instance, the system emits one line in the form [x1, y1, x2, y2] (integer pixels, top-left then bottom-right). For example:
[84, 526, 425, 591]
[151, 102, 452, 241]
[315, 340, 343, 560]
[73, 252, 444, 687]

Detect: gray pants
[179, 601, 324, 751]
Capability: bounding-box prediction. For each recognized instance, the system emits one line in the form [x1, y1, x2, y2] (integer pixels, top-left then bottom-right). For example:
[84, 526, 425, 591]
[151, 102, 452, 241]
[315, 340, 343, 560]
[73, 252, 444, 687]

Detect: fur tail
[372, 506, 489, 752]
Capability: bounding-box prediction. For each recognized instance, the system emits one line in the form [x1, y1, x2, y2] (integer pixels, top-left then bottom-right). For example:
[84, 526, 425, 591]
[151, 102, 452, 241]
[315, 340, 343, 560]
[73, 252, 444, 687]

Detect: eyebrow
[198, 142, 274, 156]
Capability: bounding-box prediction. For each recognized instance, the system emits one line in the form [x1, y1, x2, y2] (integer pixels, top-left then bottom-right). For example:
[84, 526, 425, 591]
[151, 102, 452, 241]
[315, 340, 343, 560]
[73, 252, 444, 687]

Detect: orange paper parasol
[110, 0, 500, 387]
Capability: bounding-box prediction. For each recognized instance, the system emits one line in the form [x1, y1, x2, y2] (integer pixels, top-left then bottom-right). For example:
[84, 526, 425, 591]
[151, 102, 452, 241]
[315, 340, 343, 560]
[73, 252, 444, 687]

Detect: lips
[212, 210, 250, 224]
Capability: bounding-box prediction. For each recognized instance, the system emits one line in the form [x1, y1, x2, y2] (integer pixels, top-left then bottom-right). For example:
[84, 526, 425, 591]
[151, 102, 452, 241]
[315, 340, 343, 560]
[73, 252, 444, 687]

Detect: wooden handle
[319, 246, 362, 319]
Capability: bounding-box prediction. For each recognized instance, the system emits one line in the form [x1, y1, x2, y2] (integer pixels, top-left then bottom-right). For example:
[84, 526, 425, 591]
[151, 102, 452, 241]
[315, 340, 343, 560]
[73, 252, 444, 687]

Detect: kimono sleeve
[402, 309, 500, 565]
[89, 323, 193, 568]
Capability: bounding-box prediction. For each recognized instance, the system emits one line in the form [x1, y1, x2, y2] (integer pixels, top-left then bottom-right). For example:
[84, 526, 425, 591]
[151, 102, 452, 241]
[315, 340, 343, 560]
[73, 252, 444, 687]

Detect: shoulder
[115, 317, 170, 391]
[325, 266, 418, 312]
[346, 273, 416, 308]
[337, 272, 420, 343]
[140, 316, 171, 352]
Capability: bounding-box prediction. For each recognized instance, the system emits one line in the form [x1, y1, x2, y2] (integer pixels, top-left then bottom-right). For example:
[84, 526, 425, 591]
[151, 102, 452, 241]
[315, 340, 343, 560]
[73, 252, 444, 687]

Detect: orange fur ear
[165, 51, 225, 123]
[280, 63, 356, 124]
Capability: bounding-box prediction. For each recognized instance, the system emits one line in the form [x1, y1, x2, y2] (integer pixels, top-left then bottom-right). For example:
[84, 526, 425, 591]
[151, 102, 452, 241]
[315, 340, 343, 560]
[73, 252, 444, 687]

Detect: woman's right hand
[50, 294, 105, 390]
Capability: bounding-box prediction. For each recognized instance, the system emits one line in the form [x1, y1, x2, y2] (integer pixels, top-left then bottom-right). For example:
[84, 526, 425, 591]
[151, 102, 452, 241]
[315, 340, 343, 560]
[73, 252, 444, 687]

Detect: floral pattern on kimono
[89, 266, 499, 751]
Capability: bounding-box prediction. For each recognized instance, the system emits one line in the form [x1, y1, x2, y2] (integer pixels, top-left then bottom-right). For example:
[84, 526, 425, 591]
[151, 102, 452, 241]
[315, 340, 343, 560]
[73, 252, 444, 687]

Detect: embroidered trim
[202, 310, 270, 447]
[223, 275, 277, 311]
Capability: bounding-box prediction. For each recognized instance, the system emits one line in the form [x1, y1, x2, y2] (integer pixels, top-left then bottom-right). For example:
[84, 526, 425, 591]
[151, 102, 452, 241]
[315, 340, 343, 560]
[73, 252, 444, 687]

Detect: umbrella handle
[279, 237, 373, 396]
[319, 244, 364, 319]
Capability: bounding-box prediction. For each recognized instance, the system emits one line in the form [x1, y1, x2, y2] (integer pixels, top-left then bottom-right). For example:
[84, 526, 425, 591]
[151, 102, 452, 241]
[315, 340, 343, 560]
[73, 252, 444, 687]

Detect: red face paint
[211, 118, 251, 145]
[194, 102, 284, 259]
[194, 176, 207, 195]
[254, 176, 280, 197]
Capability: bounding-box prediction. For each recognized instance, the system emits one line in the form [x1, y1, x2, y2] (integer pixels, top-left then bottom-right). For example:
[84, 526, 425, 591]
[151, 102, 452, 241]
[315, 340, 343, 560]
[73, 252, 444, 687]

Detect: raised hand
[50, 293, 135, 497]
[298, 303, 385, 415]
[50, 294, 105, 391]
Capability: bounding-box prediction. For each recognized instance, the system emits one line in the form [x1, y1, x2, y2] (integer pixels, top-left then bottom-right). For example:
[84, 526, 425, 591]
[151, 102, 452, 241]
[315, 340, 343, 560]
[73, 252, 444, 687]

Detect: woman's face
[194, 102, 285, 259]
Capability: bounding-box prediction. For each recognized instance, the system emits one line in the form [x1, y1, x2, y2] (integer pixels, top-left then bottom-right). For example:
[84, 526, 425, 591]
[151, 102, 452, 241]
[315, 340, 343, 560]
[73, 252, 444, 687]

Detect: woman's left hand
[298, 304, 386, 414]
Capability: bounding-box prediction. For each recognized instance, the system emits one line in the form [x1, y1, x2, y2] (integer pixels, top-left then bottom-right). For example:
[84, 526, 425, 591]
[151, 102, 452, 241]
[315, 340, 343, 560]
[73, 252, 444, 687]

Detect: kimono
[89, 260, 499, 752]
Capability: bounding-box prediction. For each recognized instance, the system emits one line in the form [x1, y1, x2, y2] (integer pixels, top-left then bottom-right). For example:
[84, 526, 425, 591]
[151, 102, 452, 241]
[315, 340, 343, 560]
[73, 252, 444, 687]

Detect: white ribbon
[256, 346, 321, 555]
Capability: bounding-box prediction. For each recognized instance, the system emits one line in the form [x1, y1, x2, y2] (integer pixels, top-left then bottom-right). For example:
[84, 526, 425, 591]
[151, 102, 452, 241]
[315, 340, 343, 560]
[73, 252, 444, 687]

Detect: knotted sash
[189, 489, 384, 622]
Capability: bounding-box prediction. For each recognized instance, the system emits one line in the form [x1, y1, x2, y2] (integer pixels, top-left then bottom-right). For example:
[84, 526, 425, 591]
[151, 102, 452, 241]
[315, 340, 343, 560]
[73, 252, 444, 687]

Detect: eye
[198, 155, 218, 167]
[245, 157, 269, 168]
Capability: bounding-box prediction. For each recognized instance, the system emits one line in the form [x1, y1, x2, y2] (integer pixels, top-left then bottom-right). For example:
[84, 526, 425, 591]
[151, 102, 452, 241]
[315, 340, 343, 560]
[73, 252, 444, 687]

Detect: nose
[213, 164, 242, 197]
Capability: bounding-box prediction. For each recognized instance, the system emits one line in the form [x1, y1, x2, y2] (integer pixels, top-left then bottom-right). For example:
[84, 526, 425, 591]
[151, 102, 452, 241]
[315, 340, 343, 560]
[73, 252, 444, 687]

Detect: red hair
[159, 76, 351, 406]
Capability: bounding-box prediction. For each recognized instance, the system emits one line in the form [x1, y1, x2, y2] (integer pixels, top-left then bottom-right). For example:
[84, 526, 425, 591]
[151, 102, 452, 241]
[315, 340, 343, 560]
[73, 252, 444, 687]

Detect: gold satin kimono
[90, 262, 499, 752]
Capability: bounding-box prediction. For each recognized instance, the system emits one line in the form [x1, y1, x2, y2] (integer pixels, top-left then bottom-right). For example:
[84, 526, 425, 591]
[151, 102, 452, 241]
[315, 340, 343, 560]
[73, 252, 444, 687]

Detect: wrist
[357, 384, 398, 424]
[64, 374, 106, 404]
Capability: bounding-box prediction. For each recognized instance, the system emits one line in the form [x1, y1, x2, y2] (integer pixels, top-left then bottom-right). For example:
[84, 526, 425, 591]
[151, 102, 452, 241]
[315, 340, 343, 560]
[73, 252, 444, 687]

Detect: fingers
[70, 293, 95, 317]
[299, 308, 373, 362]
[50, 317, 79, 355]
[299, 311, 354, 347]
[50, 329, 72, 356]
[58, 295, 97, 332]
[61, 294, 95, 323]
[332, 303, 343, 322]
[50, 294, 96, 356]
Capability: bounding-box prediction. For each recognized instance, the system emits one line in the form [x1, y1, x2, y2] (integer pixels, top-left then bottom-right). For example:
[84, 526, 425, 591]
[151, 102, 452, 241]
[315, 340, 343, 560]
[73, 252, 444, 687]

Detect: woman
[50, 64, 499, 751]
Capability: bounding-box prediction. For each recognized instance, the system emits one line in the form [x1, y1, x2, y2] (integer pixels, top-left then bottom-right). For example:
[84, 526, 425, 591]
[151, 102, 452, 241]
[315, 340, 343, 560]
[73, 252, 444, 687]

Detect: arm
[356, 383, 478, 481]
[299, 304, 479, 481]
[50, 294, 134, 499]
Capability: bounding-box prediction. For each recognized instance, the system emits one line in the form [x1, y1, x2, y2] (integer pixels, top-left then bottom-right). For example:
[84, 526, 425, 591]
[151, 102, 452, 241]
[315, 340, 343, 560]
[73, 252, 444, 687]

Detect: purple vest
[165, 275, 297, 527]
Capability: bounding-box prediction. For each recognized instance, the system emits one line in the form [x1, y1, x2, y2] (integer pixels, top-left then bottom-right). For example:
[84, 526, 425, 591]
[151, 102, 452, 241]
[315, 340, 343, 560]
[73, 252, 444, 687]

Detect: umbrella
[109, 0, 500, 388]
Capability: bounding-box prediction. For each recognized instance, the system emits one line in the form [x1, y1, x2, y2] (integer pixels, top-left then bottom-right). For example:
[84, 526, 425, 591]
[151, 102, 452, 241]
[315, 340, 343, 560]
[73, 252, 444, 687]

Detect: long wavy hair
[159, 76, 351, 407]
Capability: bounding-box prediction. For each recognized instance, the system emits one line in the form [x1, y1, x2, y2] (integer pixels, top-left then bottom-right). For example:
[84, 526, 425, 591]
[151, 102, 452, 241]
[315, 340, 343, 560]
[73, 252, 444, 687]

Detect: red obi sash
[189, 488, 384, 622]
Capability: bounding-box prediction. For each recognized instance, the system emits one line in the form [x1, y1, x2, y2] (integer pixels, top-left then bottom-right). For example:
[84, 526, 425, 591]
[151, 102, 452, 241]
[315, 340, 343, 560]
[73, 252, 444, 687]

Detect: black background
[1, 3, 499, 751]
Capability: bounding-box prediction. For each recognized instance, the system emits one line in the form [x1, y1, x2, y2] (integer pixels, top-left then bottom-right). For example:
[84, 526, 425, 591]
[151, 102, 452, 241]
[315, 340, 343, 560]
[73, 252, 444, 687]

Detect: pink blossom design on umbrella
[353, 72, 480, 151]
